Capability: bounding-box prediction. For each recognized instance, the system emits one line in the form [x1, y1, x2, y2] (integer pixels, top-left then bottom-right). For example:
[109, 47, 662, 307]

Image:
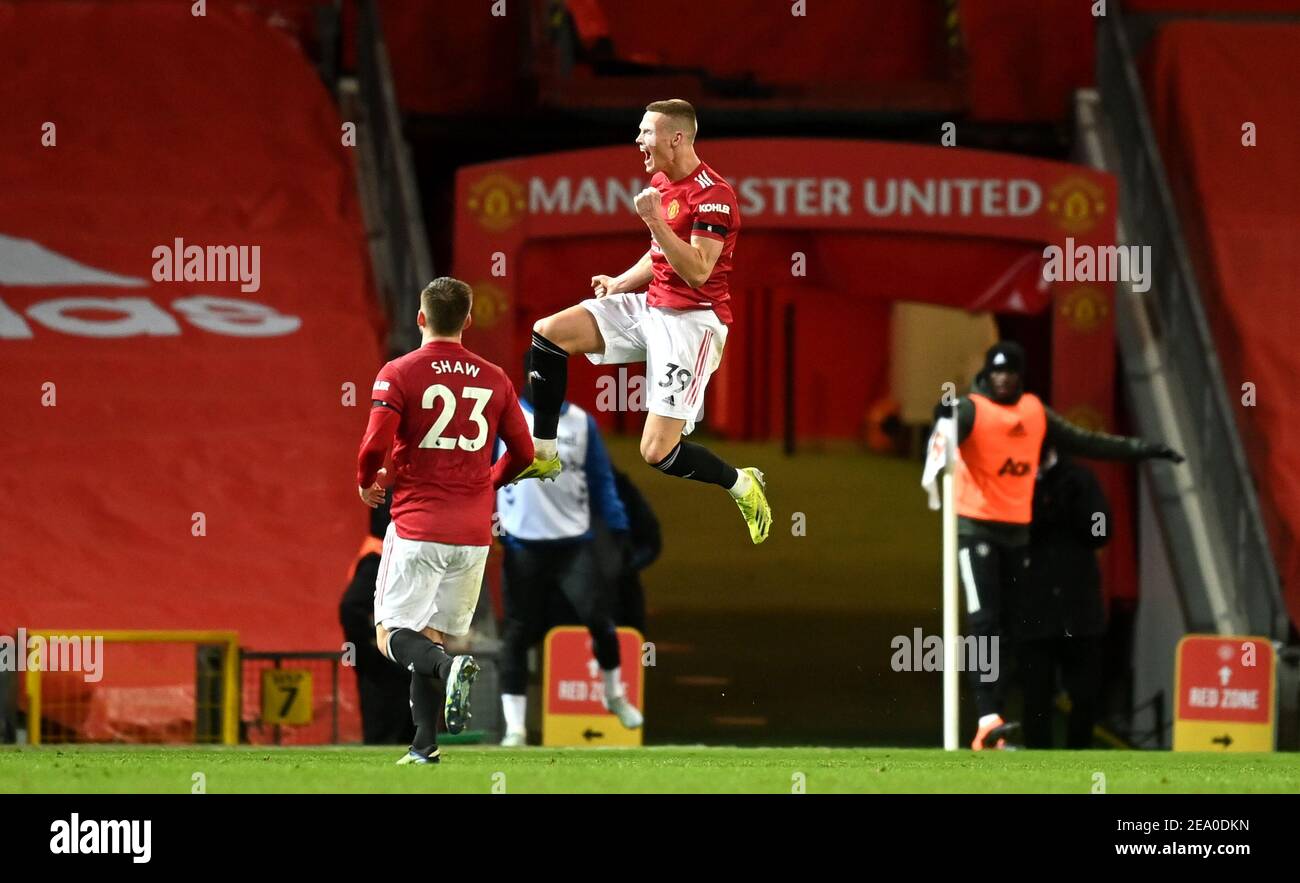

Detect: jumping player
[357, 277, 534, 765]
[515, 99, 772, 544]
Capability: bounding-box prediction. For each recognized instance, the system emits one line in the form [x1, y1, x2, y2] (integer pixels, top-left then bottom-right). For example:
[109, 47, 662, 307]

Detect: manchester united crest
[467, 172, 526, 233]
[666, 198, 680, 220]
[1046, 176, 1106, 235]
[470, 281, 508, 329]
[1059, 285, 1109, 333]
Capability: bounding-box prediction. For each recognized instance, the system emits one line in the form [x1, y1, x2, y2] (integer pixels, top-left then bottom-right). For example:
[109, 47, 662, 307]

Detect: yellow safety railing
[25, 630, 240, 746]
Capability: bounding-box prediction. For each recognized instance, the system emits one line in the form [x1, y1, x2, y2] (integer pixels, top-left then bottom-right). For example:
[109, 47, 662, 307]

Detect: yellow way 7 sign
[261, 669, 313, 726]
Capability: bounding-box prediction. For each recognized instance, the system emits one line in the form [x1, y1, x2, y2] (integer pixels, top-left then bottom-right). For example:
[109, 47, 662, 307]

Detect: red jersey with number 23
[647, 161, 739, 325]
[362, 341, 530, 546]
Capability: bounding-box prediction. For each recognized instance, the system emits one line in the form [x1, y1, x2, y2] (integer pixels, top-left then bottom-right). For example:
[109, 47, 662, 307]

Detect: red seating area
[374, 0, 1100, 122]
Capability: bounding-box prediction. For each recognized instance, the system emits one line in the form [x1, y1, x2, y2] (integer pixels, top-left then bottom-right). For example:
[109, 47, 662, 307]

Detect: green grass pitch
[3, 746, 1299, 794]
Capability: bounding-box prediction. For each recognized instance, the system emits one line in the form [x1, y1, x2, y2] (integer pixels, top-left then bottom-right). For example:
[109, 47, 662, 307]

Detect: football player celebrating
[516, 99, 772, 544]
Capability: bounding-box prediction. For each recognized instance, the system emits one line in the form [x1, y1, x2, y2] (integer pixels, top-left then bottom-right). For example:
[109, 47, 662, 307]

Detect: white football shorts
[580, 291, 728, 435]
[373, 523, 489, 637]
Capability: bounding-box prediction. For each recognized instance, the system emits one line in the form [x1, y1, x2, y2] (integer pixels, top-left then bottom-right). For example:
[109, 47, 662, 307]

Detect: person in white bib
[494, 353, 645, 746]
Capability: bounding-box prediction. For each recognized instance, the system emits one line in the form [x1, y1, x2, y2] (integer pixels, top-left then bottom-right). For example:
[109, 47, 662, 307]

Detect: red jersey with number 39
[365, 341, 529, 545]
[647, 161, 739, 325]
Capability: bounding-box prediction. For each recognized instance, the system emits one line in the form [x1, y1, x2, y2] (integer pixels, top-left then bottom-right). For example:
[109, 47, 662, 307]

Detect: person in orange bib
[943, 342, 1182, 750]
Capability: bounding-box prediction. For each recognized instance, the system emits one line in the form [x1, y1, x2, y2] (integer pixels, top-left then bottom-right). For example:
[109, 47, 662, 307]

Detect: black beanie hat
[983, 341, 1026, 376]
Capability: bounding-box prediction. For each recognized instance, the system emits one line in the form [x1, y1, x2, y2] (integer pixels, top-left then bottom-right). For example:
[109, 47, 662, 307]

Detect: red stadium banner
[452, 138, 1117, 438]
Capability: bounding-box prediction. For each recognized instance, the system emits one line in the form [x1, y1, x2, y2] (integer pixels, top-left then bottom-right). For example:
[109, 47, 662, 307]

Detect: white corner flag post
[941, 406, 960, 751]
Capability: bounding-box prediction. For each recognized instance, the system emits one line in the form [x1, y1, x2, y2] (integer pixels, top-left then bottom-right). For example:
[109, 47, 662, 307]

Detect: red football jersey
[647, 160, 739, 325]
[364, 341, 529, 546]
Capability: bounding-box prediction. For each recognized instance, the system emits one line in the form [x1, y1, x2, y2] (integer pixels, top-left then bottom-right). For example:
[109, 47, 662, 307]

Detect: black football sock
[529, 331, 569, 440]
[409, 671, 442, 755]
[652, 440, 738, 489]
[589, 620, 622, 672]
[387, 628, 454, 680]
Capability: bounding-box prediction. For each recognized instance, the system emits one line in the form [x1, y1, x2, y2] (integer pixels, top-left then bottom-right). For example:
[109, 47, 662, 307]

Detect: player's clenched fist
[633, 187, 662, 222]
[591, 274, 617, 298]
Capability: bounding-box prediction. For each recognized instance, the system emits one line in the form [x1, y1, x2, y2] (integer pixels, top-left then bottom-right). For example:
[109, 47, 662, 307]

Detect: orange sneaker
[971, 715, 1020, 751]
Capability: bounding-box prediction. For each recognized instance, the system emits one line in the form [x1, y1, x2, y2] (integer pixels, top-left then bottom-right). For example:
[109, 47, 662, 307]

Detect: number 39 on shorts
[658, 362, 692, 392]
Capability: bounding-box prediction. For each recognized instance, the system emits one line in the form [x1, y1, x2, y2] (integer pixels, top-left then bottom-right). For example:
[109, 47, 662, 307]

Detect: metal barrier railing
[1096, 6, 1286, 637]
[356, 0, 433, 353]
[241, 650, 342, 745]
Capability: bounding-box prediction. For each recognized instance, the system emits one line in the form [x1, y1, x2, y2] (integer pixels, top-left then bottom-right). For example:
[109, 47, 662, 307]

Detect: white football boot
[602, 692, 644, 730]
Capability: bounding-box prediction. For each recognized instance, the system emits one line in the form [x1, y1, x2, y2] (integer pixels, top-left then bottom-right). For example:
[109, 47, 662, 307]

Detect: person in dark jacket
[609, 467, 661, 633]
[494, 354, 641, 746]
[552, 468, 660, 636]
[1017, 447, 1110, 748]
[338, 499, 416, 745]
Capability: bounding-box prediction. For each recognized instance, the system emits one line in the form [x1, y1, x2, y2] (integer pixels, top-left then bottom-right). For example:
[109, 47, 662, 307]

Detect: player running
[516, 99, 772, 544]
[357, 277, 534, 765]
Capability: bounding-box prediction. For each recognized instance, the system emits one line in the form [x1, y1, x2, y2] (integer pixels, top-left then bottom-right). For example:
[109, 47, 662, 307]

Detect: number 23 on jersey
[419, 384, 493, 451]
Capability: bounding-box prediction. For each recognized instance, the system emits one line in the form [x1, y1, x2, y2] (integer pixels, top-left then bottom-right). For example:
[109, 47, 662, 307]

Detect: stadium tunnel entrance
[453, 140, 1132, 742]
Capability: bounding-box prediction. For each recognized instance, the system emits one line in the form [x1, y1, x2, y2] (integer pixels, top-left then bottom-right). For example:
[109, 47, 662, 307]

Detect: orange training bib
[956, 392, 1047, 524]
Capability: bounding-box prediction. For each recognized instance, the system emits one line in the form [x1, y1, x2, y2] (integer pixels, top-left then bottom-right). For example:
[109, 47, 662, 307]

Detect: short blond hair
[646, 99, 697, 142]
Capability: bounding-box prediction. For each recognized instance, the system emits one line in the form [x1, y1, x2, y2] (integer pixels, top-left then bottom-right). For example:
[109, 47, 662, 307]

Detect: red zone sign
[1173, 635, 1275, 751]
[542, 626, 644, 747]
